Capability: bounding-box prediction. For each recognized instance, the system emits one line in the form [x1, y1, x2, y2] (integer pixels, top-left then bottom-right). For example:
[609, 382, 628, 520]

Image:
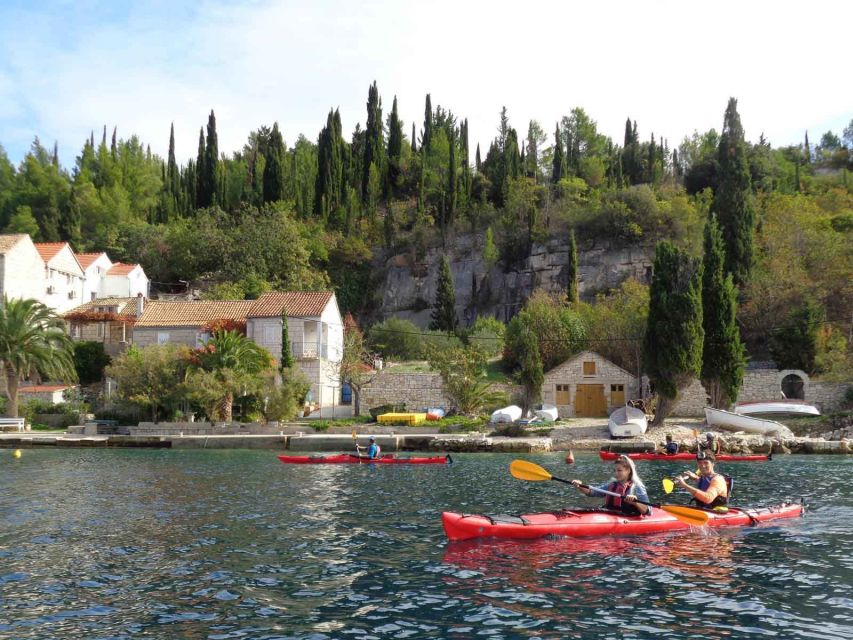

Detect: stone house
[543, 351, 640, 418]
[133, 300, 257, 348]
[64, 295, 145, 356]
[0, 234, 45, 304]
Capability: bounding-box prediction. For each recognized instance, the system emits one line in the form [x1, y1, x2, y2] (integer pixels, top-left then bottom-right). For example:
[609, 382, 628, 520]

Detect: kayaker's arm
[571, 479, 593, 495]
[678, 475, 726, 505]
[625, 486, 651, 515]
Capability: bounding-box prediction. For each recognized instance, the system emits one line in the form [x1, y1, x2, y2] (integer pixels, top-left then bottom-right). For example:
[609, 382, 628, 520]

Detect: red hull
[277, 453, 451, 465]
[442, 503, 803, 541]
[599, 450, 770, 462]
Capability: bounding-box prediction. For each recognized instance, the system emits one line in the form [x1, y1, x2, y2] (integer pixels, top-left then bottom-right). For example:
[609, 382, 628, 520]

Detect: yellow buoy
[13, 449, 22, 458]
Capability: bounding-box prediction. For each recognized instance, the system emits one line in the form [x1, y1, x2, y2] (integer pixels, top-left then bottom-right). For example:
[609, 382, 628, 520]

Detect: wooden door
[610, 384, 625, 407]
[575, 384, 606, 417]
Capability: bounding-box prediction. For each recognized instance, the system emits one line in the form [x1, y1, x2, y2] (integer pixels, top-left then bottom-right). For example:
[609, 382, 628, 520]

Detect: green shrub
[367, 317, 424, 360]
[73, 342, 112, 384]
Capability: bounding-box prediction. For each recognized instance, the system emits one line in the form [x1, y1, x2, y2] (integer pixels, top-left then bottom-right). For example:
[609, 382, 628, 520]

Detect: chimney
[136, 292, 145, 317]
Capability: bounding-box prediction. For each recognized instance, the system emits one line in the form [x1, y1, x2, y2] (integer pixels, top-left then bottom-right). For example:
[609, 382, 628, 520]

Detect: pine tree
[710, 98, 755, 287]
[552, 123, 564, 184]
[700, 215, 745, 408]
[566, 228, 579, 303]
[201, 110, 219, 208]
[362, 81, 383, 203]
[386, 95, 403, 197]
[430, 255, 457, 332]
[280, 311, 294, 370]
[422, 94, 433, 152]
[195, 127, 206, 209]
[263, 123, 286, 203]
[643, 241, 704, 424]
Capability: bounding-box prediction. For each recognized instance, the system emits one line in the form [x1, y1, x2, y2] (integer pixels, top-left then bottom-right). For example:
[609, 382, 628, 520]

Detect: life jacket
[693, 473, 729, 508]
[665, 441, 678, 454]
[605, 481, 642, 516]
[368, 443, 381, 459]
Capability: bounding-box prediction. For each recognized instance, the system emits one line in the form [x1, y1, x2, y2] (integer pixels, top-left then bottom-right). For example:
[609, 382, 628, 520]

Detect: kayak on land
[277, 453, 452, 465]
[442, 502, 803, 541]
[599, 450, 771, 462]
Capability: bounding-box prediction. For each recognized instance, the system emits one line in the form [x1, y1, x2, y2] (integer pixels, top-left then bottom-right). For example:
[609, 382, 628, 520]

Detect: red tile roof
[135, 300, 256, 327]
[107, 262, 139, 276]
[248, 291, 334, 318]
[19, 385, 75, 393]
[34, 242, 68, 262]
[75, 252, 108, 270]
[63, 297, 138, 319]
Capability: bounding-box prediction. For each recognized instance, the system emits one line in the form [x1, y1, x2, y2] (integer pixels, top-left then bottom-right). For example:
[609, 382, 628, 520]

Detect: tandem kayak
[442, 502, 803, 541]
[277, 453, 452, 465]
[599, 450, 771, 462]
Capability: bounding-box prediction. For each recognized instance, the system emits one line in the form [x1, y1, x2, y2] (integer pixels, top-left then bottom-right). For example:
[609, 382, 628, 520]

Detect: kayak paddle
[509, 459, 710, 527]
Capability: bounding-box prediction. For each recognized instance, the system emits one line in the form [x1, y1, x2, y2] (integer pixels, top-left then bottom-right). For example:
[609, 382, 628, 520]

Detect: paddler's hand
[675, 476, 689, 488]
[571, 480, 590, 495]
[624, 495, 637, 503]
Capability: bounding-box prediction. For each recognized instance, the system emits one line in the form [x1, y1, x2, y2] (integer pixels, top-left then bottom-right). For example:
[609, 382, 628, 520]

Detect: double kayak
[599, 450, 771, 462]
[278, 453, 452, 465]
[442, 503, 803, 541]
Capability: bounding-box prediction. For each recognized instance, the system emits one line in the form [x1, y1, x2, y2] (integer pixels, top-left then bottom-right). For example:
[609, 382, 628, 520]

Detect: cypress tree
[804, 131, 811, 164]
[552, 123, 564, 184]
[643, 241, 704, 424]
[52, 142, 59, 168]
[769, 300, 823, 373]
[700, 215, 745, 408]
[111, 127, 117, 160]
[201, 110, 219, 208]
[446, 125, 457, 226]
[167, 123, 179, 198]
[411, 122, 417, 153]
[195, 127, 206, 209]
[566, 228, 579, 303]
[475, 143, 482, 172]
[710, 98, 755, 287]
[430, 255, 457, 332]
[314, 109, 344, 221]
[423, 94, 433, 152]
[516, 325, 544, 414]
[280, 310, 294, 371]
[386, 96, 403, 197]
[263, 123, 286, 203]
[362, 81, 383, 203]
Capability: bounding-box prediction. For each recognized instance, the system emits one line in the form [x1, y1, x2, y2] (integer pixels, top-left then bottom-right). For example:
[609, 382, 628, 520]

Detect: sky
[0, 0, 851, 169]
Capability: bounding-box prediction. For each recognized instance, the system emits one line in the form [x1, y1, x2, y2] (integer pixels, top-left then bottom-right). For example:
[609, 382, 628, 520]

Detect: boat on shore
[533, 403, 559, 422]
[733, 400, 820, 418]
[608, 405, 648, 438]
[278, 453, 452, 465]
[442, 503, 803, 541]
[704, 407, 794, 437]
[490, 405, 523, 424]
[598, 450, 771, 462]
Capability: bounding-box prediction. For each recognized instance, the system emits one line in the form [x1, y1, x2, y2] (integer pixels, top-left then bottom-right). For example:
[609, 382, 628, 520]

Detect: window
[263, 325, 279, 344]
[556, 384, 570, 405]
[70, 323, 80, 338]
[90, 292, 97, 301]
[97, 323, 105, 338]
[583, 361, 596, 376]
[195, 332, 210, 347]
[611, 384, 624, 392]
[157, 332, 170, 345]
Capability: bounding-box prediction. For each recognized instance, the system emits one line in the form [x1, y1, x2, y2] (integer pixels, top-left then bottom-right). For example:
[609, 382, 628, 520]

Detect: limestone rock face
[378, 235, 654, 326]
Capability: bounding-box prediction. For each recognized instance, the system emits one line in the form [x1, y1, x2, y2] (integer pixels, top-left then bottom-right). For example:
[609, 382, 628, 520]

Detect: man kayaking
[657, 434, 679, 455]
[571, 455, 650, 516]
[675, 452, 728, 508]
[700, 432, 722, 455]
[357, 436, 381, 460]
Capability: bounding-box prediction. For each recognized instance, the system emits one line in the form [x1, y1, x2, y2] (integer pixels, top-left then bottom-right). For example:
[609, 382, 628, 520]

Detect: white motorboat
[608, 405, 648, 438]
[704, 407, 794, 438]
[733, 400, 820, 418]
[490, 405, 523, 424]
[533, 403, 559, 422]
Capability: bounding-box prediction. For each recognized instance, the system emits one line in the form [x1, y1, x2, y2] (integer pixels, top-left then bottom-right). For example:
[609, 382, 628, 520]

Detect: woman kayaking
[571, 455, 651, 516]
[674, 452, 729, 508]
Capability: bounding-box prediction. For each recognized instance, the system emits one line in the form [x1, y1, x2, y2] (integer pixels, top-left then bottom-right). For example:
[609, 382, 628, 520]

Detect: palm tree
[186, 330, 273, 422]
[0, 297, 77, 418]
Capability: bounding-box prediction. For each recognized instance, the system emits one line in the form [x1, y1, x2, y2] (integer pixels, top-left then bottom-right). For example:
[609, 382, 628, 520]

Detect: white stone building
[0, 234, 45, 303]
[34, 242, 85, 313]
[76, 253, 150, 300]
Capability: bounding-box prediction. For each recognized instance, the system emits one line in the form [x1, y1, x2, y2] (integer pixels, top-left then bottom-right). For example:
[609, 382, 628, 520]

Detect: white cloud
[0, 0, 850, 168]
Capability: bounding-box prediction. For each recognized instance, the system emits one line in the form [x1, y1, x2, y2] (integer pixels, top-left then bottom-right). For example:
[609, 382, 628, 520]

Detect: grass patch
[382, 359, 513, 384]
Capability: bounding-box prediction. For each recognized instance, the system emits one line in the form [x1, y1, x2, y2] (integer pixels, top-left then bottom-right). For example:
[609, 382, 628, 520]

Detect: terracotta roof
[0, 234, 28, 254]
[19, 385, 75, 393]
[76, 252, 108, 270]
[34, 242, 68, 262]
[107, 262, 139, 276]
[248, 291, 334, 318]
[63, 297, 137, 317]
[135, 300, 256, 327]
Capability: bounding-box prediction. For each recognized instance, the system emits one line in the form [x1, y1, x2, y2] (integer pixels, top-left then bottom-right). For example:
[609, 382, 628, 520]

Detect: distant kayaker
[700, 432, 722, 456]
[357, 436, 381, 460]
[571, 455, 651, 516]
[657, 434, 679, 455]
[675, 452, 728, 508]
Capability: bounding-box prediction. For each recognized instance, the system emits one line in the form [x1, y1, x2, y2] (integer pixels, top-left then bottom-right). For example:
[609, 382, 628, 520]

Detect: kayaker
[700, 432, 722, 456]
[675, 452, 728, 508]
[357, 436, 381, 459]
[657, 434, 679, 455]
[571, 455, 651, 516]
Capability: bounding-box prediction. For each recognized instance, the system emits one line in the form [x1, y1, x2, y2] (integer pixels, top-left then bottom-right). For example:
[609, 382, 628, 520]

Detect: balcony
[290, 340, 328, 360]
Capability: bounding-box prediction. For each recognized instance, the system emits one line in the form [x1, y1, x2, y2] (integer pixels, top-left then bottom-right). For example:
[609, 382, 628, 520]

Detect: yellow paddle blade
[510, 459, 553, 482]
[662, 478, 675, 494]
[351, 430, 357, 439]
[660, 504, 710, 526]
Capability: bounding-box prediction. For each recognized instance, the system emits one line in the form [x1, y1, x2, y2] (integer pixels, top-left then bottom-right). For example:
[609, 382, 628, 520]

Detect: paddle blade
[662, 478, 675, 494]
[510, 459, 553, 482]
[660, 504, 710, 526]
[351, 430, 357, 439]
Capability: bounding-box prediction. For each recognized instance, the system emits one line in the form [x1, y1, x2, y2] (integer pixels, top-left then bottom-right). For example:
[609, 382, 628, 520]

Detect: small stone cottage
[543, 351, 639, 418]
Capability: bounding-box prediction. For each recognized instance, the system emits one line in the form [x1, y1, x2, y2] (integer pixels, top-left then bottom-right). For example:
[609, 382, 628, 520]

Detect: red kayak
[442, 502, 803, 541]
[599, 450, 771, 462]
[277, 453, 452, 465]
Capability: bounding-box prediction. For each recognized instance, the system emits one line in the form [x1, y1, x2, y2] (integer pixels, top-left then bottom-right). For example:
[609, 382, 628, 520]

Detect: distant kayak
[277, 453, 452, 465]
[442, 503, 803, 541]
[599, 450, 771, 462]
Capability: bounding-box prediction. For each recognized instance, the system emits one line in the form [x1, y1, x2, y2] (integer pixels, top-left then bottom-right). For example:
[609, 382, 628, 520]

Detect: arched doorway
[781, 374, 805, 400]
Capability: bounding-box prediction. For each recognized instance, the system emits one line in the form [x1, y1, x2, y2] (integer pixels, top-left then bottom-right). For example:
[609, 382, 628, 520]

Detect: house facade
[0, 234, 44, 303]
[18, 384, 78, 405]
[543, 350, 639, 418]
[132, 300, 256, 348]
[34, 242, 85, 312]
[76, 252, 114, 302]
[64, 296, 144, 356]
[102, 262, 149, 298]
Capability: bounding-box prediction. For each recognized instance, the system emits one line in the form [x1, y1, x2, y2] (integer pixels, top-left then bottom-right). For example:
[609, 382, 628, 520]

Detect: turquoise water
[1, 450, 851, 639]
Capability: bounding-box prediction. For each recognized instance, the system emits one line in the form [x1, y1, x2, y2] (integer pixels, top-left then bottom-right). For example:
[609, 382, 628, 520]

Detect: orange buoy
[565, 450, 575, 464]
